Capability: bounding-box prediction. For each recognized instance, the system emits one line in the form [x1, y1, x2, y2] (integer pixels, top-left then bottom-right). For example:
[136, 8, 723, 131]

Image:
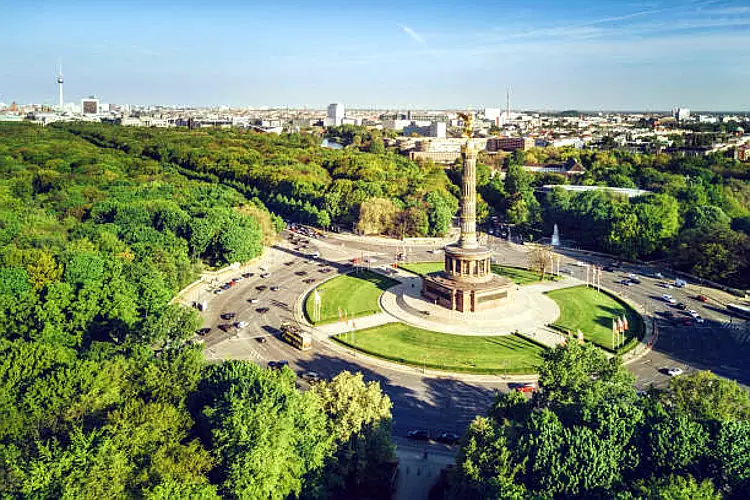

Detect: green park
[546, 285, 644, 352]
[334, 322, 545, 374]
[304, 270, 399, 324]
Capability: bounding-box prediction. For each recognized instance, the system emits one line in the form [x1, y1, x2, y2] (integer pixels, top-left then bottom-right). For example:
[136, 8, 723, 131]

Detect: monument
[421, 112, 514, 312]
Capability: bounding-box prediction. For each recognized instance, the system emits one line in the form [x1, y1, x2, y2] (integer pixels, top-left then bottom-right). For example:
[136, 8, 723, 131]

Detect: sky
[1, 0, 749, 110]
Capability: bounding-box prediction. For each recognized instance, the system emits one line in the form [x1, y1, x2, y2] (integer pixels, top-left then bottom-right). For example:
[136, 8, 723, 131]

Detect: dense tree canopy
[439, 343, 750, 499]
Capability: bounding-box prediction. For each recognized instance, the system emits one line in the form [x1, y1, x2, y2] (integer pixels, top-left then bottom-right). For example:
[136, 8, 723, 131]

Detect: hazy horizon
[2, 0, 749, 111]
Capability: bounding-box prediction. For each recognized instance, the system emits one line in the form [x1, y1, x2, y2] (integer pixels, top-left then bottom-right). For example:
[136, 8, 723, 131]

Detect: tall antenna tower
[56, 59, 64, 109]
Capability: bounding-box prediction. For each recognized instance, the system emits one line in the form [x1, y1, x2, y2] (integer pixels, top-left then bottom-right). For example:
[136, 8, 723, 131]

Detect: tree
[683, 205, 731, 230]
[307, 372, 395, 497]
[426, 191, 457, 237]
[356, 198, 398, 236]
[664, 370, 750, 422]
[631, 474, 721, 500]
[527, 245, 554, 279]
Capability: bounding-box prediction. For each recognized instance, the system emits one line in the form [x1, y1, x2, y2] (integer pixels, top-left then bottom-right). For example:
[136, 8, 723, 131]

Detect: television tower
[56, 60, 64, 109]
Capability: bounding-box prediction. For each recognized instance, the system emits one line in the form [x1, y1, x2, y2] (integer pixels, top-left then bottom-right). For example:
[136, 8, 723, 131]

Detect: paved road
[195, 229, 750, 445]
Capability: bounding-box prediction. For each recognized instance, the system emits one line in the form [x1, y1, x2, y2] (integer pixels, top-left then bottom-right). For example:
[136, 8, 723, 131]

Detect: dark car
[303, 278, 316, 284]
[267, 360, 289, 370]
[255, 336, 267, 343]
[676, 302, 688, 311]
[436, 432, 460, 445]
[270, 286, 280, 291]
[218, 324, 231, 332]
[696, 295, 709, 303]
[256, 307, 270, 314]
[197, 327, 212, 336]
[221, 312, 236, 320]
[256, 285, 268, 291]
[296, 271, 308, 276]
[603, 266, 615, 272]
[284, 260, 296, 266]
[629, 277, 641, 284]
[242, 272, 254, 278]
[407, 430, 430, 441]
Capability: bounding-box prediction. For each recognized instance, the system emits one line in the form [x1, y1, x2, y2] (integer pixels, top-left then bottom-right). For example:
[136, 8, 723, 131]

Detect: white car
[660, 283, 674, 289]
[236, 321, 249, 329]
[248, 298, 259, 304]
[575, 261, 587, 267]
[694, 316, 705, 323]
[666, 368, 684, 377]
[662, 294, 676, 304]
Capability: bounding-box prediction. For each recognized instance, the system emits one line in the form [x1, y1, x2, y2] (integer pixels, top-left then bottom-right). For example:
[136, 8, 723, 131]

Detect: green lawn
[304, 270, 399, 325]
[545, 285, 644, 353]
[334, 323, 545, 374]
[399, 261, 551, 285]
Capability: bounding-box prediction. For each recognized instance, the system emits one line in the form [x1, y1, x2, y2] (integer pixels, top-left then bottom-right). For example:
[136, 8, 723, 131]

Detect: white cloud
[398, 24, 428, 48]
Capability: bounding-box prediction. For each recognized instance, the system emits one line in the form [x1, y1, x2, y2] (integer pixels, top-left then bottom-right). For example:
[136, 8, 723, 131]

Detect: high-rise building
[81, 97, 100, 115]
[56, 62, 64, 109]
[325, 103, 345, 127]
[673, 107, 690, 121]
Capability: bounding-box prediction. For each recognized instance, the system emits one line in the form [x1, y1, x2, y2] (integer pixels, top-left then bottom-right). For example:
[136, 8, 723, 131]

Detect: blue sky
[1, 0, 749, 110]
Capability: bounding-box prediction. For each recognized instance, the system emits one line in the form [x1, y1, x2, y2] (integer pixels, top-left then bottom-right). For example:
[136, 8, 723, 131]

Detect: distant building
[673, 107, 691, 121]
[539, 184, 650, 198]
[325, 103, 345, 127]
[487, 136, 534, 152]
[402, 121, 446, 138]
[408, 111, 450, 123]
[523, 158, 586, 177]
[81, 97, 99, 115]
[738, 145, 750, 162]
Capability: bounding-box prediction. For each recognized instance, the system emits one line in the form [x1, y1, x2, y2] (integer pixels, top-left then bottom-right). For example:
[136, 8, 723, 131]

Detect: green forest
[0, 124, 395, 498]
[436, 342, 750, 499]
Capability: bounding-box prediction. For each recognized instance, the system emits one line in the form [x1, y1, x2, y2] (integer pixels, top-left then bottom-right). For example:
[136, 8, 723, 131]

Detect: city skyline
[1, 0, 749, 110]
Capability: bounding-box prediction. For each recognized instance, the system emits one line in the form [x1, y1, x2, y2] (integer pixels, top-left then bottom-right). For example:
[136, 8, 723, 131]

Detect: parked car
[256, 285, 268, 291]
[242, 272, 254, 278]
[248, 298, 259, 304]
[407, 430, 430, 441]
[214, 288, 225, 295]
[303, 278, 316, 284]
[696, 295, 709, 302]
[260, 272, 271, 279]
[660, 282, 674, 289]
[620, 279, 633, 286]
[662, 294, 676, 304]
[629, 277, 641, 284]
[218, 324, 231, 332]
[653, 272, 664, 279]
[676, 302, 688, 310]
[197, 327, 212, 336]
[235, 321, 249, 329]
[666, 367, 684, 377]
[267, 360, 289, 370]
[221, 312, 236, 320]
[256, 307, 270, 314]
[233, 275, 244, 282]
[301, 371, 321, 383]
[603, 266, 615, 272]
[255, 336, 267, 343]
[270, 286, 280, 291]
[296, 271, 308, 276]
[515, 382, 537, 393]
[436, 432, 460, 445]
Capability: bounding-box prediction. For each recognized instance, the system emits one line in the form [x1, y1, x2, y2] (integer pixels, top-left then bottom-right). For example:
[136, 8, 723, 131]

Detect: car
[221, 283, 232, 290]
[233, 275, 244, 282]
[436, 432, 460, 445]
[629, 277, 641, 285]
[284, 260, 296, 266]
[676, 302, 688, 311]
[227, 281, 237, 287]
[255, 336, 267, 343]
[661, 310, 675, 318]
[218, 324, 231, 332]
[662, 294, 676, 304]
[619, 279, 633, 286]
[407, 430, 430, 441]
[696, 295, 709, 302]
[603, 266, 615, 272]
[303, 278, 316, 284]
[311, 251, 320, 259]
[214, 288, 225, 295]
[301, 371, 321, 383]
[694, 316, 705, 323]
[197, 327, 212, 336]
[248, 298, 259, 304]
[515, 382, 537, 393]
[256, 285, 268, 291]
[653, 272, 664, 279]
[296, 271, 308, 276]
[666, 368, 684, 377]
[659, 282, 674, 289]
[575, 261, 587, 267]
[235, 321, 249, 329]
[221, 312, 236, 320]
[242, 272, 254, 278]
[260, 273, 271, 279]
[628, 273, 638, 279]
[256, 307, 270, 314]
[270, 286, 280, 291]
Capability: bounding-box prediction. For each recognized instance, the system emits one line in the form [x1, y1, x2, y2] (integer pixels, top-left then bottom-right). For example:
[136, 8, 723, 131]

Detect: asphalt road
[195, 229, 750, 444]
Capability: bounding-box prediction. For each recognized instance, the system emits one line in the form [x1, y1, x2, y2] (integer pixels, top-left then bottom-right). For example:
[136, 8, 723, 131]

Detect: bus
[281, 322, 312, 351]
[727, 303, 750, 319]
